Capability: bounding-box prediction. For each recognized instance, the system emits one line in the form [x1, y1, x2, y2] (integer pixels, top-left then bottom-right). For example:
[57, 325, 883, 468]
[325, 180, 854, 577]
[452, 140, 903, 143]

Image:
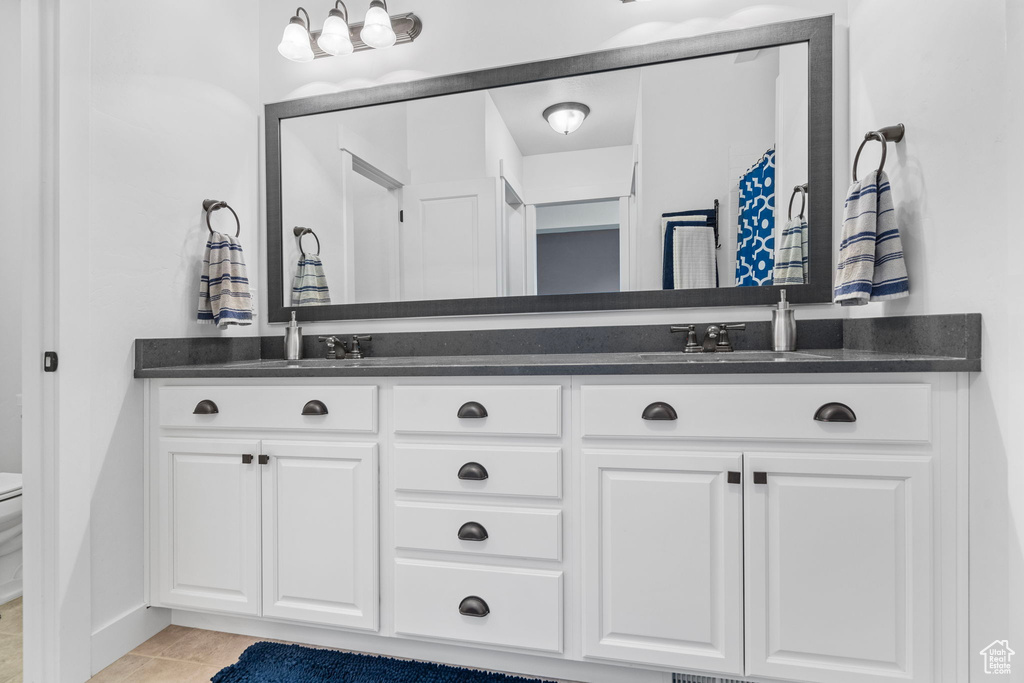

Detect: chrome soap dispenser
[284, 311, 303, 360]
[772, 289, 797, 351]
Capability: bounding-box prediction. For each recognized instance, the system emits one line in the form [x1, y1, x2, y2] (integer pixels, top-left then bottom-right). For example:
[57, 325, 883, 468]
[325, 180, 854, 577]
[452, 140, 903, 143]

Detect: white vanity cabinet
[581, 449, 744, 674]
[389, 382, 568, 655]
[151, 385, 380, 630]
[156, 438, 262, 615]
[743, 452, 933, 683]
[146, 373, 967, 683]
[576, 377, 958, 683]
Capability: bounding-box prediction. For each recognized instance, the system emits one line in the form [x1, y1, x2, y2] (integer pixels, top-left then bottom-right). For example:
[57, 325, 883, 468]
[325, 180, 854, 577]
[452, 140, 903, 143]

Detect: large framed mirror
[266, 16, 833, 322]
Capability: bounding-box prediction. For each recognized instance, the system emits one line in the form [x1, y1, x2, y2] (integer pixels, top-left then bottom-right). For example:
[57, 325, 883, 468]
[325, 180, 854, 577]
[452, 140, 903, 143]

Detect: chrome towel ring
[788, 183, 808, 220]
[852, 123, 906, 182]
[202, 199, 241, 237]
[293, 226, 322, 256]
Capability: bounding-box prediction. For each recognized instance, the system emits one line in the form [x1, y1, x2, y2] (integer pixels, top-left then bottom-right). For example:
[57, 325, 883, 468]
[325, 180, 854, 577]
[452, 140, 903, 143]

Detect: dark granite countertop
[134, 314, 981, 378]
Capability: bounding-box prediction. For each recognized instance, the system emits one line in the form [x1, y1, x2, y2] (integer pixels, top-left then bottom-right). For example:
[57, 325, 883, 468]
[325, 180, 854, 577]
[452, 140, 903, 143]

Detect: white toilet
[0, 473, 23, 604]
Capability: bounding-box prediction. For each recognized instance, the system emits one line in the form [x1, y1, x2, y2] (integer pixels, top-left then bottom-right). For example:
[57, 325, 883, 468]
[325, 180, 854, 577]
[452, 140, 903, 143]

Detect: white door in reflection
[400, 178, 498, 301]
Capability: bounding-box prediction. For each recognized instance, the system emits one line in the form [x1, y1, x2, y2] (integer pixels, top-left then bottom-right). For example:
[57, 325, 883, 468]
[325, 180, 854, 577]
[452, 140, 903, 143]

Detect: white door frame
[21, 0, 94, 680]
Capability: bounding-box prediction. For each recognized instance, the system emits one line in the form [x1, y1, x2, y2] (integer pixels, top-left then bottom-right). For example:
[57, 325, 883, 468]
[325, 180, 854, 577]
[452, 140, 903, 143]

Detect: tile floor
[0, 597, 22, 683]
[91, 625, 580, 683]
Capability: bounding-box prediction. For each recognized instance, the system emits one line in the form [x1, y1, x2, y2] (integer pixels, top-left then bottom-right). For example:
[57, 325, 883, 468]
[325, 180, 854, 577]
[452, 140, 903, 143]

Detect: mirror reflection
[281, 43, 808, 306]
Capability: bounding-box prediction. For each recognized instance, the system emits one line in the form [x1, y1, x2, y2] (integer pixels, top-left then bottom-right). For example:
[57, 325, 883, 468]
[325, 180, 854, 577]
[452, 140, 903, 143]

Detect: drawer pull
[302, 400, 329, 416]
[727, 471, 741, 485]
[458, 596, 490, 618]
[242, 454, 253, 464]
[457, 401, 488, 419]
[641, 401, 678, 421]
[457, 462, 489, 481]
[814, 402, 857, 423]
[192, 399, 219, 415]
[753, 471, 768, 485]
[457, 521, 489, 542]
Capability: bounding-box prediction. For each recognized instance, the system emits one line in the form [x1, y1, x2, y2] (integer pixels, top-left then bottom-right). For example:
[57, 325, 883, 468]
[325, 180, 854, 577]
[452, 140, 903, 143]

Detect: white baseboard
[91, 605, 171, 675]
[0, 579, 22, 606]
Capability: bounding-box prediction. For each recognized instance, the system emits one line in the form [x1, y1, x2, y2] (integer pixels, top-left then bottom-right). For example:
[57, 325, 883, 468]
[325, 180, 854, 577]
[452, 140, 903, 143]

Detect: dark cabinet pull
[727, 471, 741, 485]
[814, 402, 857, 423]
[258, 455, 269, 465]
[457, 521, 489, 542]
[302, 400, 329, 416]
[193, 399, 219, 415]
[753, 472, 768, 485]
[641, 401, 678, 421]
[457, 401, 488, 419]
[458, 596, 490, 617]
[242, 454, 253, 464]
[457, 462, 489, 481]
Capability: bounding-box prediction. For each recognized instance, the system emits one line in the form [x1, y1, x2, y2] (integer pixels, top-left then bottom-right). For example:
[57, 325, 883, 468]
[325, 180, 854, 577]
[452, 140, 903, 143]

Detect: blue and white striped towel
[834, 170, 909, 305]
[291, 254, 332, 306]
[197, 231, 253, 327]
[772, 217, 809, 285]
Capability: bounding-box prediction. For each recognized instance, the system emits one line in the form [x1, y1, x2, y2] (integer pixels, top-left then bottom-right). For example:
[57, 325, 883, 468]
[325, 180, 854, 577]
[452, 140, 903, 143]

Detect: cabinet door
[744, 453, 932, 683]
[582, 450, 743, 674]
[157, 438, 261, 614]
[261, 441, 378, 630]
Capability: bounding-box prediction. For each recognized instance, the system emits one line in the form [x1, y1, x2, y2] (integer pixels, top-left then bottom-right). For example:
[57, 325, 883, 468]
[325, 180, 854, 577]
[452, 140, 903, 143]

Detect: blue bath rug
[212, 642, 557, 683]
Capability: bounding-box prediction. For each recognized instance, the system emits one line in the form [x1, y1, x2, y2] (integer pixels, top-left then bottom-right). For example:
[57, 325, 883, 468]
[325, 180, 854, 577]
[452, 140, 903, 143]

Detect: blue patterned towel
[834, 170, 909, 305]
[197, 232, 253, 327]
[772, 217, 809, 285]
[291, 254, 332, 306]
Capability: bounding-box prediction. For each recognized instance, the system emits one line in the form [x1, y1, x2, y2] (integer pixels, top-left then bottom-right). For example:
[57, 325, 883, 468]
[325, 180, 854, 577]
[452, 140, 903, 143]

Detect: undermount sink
[637, 351, 831, 362]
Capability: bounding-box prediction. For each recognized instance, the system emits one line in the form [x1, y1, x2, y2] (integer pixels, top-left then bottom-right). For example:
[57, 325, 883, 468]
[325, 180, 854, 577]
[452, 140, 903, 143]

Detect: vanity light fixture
[278, 2, 421, 63]
[361, 0, 398, 49]
[317, 1, 354, 56]
[543, 102, 591, 135]
[278, 8, 315, 63]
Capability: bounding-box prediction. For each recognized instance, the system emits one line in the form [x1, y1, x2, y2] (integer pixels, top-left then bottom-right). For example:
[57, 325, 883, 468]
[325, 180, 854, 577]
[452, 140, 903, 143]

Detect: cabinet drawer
[158, 385, 377, 432]
[394, 444, 561, 499]
[581, 384, 931, 443]
[394, 560, 562, 652]
[393, 385, 561, 437]
[394, 502, 561, 561]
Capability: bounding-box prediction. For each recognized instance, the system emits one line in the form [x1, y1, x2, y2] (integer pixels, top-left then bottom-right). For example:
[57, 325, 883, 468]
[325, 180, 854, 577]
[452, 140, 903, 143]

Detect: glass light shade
[360, 2, 397, 49]
[543, 103, 591, 135]
[318, 12, 353, 56]
[278, 18, 314, 62]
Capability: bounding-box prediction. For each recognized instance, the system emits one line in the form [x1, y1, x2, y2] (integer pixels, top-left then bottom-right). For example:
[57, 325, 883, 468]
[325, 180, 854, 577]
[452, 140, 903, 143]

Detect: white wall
[85, 0, 260, 659]
[0, 0, 23, 474]
[846, 1, 1023, 677]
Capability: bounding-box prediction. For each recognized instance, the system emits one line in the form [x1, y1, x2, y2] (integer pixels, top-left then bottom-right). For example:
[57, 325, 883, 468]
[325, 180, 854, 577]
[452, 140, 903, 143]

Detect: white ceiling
[487, 69, 642, 156]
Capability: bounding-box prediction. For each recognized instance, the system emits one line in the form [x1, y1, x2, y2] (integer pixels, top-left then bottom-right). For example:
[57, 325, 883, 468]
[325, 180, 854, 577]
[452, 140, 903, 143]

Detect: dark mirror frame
[265, 15, 833, 323]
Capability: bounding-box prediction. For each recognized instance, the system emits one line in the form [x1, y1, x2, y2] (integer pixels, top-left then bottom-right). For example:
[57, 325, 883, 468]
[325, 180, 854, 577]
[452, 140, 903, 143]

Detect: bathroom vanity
[136, 315, 979, 683]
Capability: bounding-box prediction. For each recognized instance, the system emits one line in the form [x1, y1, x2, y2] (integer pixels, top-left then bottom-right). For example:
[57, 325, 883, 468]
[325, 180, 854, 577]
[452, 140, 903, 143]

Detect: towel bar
[202, 199, 241, 237]
[852, 123, 906, 182]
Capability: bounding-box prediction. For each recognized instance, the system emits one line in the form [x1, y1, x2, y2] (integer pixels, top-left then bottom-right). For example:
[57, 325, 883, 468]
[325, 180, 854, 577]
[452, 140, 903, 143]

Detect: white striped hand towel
[834, 170, 909, 305]
[772, 217, 809, 285]
[291, 255, 332, 306]
[197, 231, 253, 327]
